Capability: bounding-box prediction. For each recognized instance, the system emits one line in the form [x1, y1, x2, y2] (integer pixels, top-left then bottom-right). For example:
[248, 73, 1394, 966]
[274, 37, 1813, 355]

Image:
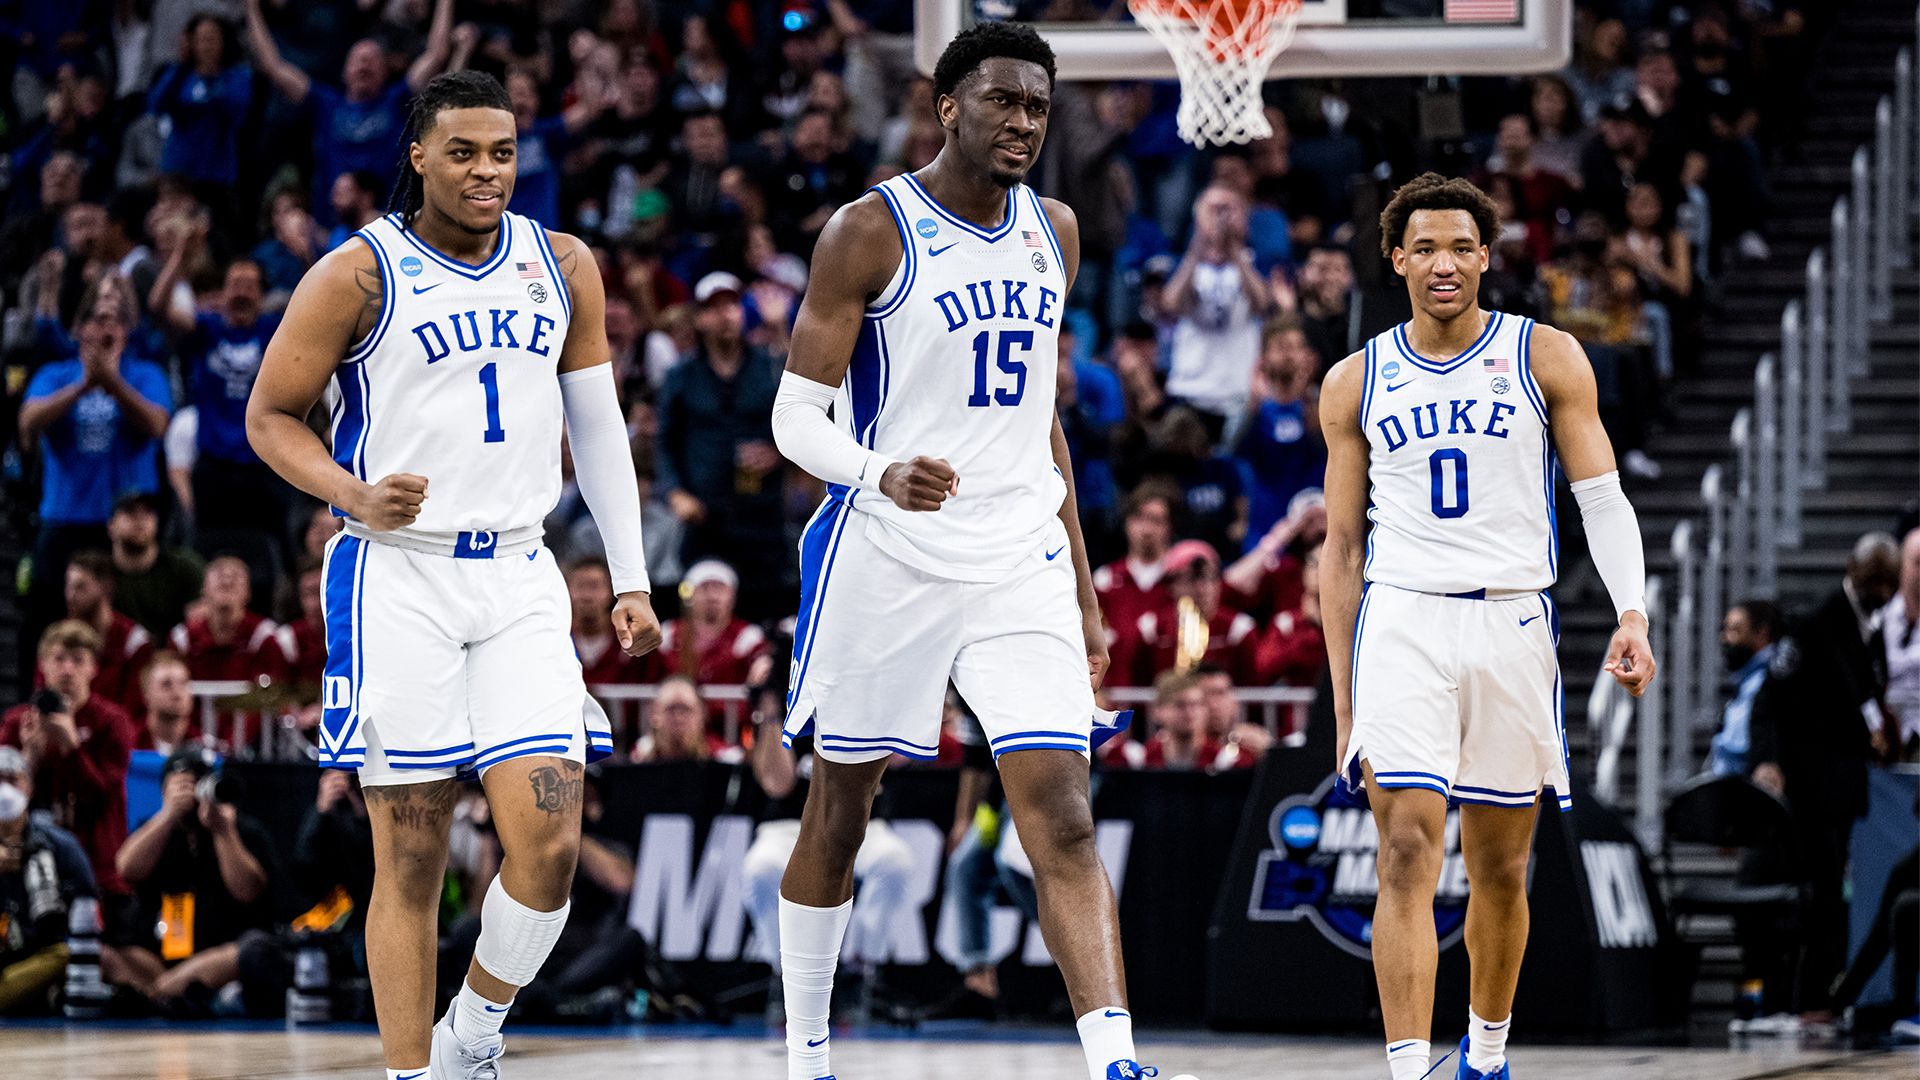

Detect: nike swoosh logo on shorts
[412, 283, 441, 294]
[484, 1004, 509, 1012]
[1519, 615, 1542, 626]
[807, 1036, 829, 1047]
[1386, 380, 1414, 391]
[1046, 546, 1066, 560]
[929, 243, 958, 256]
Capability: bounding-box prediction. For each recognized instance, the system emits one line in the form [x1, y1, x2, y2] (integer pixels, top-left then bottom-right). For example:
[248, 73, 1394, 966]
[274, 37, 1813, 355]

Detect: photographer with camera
[105, 744, 275, 1013]
[0, 747, 99, 1015]
[1, 621, 137, 903]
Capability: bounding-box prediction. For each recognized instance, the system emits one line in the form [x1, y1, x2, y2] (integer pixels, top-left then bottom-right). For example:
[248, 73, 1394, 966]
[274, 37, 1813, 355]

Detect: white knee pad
[472, 880, 571, 988]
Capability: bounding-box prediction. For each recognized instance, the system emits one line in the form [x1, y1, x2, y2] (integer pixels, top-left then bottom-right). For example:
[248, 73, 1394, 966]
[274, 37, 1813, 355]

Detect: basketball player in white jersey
[246, 72, 661, 1080]
[1320, 173, 1655, 1080]
[768, 23, 1170, 1080]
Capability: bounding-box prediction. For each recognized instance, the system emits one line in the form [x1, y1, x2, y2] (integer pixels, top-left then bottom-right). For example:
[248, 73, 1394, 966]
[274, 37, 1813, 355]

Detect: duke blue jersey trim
[1390, 310, 1504, 374]
[390, 212, 516, 280]
[530, 223, 572, 322]
[867, 184, 918, 319]
[902, 173, 1017, 243]
[345, 229, 396, 362]
[1025, 187, 1064, 267]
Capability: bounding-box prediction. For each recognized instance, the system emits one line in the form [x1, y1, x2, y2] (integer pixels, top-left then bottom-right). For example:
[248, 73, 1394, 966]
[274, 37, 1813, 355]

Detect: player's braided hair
[1377, 171, 1502, 258]
[932, 21, 1056, 102]
[388, 70, 514, 225]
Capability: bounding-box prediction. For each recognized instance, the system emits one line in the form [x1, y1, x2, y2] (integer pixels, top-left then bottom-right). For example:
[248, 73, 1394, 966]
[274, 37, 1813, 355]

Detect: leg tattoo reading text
[363, 781, 462, 831]
[528, 761, 584, 815]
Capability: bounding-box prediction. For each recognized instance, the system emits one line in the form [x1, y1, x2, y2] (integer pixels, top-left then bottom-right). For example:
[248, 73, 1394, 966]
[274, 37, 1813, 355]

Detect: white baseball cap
[694, 271, 744, 304]
[683, 559, 739, 591]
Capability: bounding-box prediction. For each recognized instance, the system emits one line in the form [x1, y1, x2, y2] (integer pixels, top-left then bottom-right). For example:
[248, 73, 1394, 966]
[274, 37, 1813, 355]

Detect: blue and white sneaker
[1452, 1037, 1507, 1080]
[1106, 1062, 1157, 1080]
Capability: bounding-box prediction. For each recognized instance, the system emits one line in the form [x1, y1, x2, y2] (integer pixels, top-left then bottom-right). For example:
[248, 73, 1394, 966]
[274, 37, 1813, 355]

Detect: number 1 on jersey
[478, 362, 506, 443]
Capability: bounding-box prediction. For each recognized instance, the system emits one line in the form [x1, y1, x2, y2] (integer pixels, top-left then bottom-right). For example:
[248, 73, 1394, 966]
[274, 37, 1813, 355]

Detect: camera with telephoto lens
[164, 743, 242, 805]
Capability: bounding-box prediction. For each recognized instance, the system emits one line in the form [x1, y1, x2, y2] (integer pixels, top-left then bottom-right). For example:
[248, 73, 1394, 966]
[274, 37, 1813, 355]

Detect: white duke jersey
[1360, 310, 1556, 595]
[834, 174, 1068, 582]
[330, 211, 569, 544]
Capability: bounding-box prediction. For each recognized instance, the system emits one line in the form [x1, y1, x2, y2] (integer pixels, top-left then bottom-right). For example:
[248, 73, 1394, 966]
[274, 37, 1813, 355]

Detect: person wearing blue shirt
[18, 275, 173, 636]
[1708, 601, 1780, 776]
[504, 71, 612, 230]
[152, 256, 287, 537]
[1056, 327, 1127, 545]
[244, 0, 459, 225]
[145, 17, 254, 194]
[1235, 317, 1326, 552]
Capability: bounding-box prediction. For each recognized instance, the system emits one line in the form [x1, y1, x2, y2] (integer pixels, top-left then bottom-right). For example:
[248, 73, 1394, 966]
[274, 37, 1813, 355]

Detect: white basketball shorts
[784, 496, 1097, 764]
[1340, 583, 1572, 812]
[318, 531, 610, 785]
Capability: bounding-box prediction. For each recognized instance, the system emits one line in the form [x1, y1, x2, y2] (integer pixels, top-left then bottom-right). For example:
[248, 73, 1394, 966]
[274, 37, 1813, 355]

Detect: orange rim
[1130, 0, 1303, 61]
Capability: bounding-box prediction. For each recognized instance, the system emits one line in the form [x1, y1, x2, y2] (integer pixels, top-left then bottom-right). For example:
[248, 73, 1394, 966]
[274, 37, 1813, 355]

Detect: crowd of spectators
[0, 0, 1839, 1020]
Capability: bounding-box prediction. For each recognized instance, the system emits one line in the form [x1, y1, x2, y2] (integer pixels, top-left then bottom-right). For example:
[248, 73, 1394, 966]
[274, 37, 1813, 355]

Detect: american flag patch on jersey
[516, 261, 545, 279]
[1484, 356, 1511, 372]
[1023, 230, 1044, 248]
[1444, 0, 1518, 20]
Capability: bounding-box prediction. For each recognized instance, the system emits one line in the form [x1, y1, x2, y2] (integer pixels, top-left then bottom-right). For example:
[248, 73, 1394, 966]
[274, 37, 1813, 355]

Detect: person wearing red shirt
[133, 651, 206, 755]
[652, 558, 772, 692]
[1093, 483, 1178, 688]
[1195, 664, 1274, 771]
[61, 550, 153, 716]
[1222, 488, 1326, 624]
[1138, 671, 1221, 771]
[277, 556, 327, 687]
[168, 555, 290, 747]
[1256, 541, 1328, 689]
[567, 555, 645, 686]
[0, 620, 137, 897]
[1136, 540, 1261, 685]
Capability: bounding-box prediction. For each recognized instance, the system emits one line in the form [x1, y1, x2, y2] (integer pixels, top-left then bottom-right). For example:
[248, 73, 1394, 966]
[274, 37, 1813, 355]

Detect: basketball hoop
[1130, 0, 1304, 147]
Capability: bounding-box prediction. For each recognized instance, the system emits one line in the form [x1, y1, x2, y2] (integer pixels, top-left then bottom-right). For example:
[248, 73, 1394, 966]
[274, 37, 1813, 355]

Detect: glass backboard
[914, 0, 1572, 81]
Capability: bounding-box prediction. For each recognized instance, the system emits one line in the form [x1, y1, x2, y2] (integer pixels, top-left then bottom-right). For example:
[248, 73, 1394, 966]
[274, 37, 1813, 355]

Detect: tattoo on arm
[555, 244, 579, 292]
[527, 760, 584, 816]
[353, 265, 384, 343]
[361, 779, 461, 831]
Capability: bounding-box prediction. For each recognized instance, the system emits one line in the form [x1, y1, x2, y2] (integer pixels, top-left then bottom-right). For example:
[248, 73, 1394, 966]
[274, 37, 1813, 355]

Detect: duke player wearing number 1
[246, 72, 662, 1080]
[1319, 174, 1656, 1080]
[769, 23, 1180, 1080]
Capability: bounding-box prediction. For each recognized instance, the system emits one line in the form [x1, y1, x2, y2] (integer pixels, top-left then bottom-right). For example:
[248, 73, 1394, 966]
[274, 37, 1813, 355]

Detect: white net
[1129, 0, 1304, 147]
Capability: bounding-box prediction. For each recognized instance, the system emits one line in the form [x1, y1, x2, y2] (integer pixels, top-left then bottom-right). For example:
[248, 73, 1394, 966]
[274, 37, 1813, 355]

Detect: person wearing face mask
[0, 747, 100, 1015]
[1706, 600, 1780, 777]
[1749, 531, 1904, 1022]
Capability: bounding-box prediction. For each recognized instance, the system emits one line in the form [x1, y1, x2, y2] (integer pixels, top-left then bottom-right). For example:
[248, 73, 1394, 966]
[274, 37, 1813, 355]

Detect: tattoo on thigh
[363, 780, 460, 831]
[528, 761, 584, 815]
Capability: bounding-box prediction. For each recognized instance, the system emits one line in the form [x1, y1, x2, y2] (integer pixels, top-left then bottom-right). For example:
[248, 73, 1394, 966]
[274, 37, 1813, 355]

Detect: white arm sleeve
[559, 363, 651, 595]
[771, 370, 895, 495]
[1571, 470, 1646, 620]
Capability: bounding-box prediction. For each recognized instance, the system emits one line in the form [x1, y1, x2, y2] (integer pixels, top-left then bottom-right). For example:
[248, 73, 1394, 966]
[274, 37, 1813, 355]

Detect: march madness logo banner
[1245, 773, 1472, 958]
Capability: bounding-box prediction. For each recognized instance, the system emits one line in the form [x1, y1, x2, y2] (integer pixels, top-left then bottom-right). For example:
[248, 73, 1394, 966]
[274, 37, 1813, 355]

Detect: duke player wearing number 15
[246, 71, 662, 1080]
[1319, 174, 1656, 1080]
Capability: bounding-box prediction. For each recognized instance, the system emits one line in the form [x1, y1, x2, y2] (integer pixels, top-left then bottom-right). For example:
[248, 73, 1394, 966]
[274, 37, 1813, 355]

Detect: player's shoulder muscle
[542, 228, 599, 305]
[1036, 194, 1081, 286]
[1523, 321, 1596, 409]
[1318, 351, 1368, 435]
[280, 237, 384, 359]
[811, 191, 906, 305]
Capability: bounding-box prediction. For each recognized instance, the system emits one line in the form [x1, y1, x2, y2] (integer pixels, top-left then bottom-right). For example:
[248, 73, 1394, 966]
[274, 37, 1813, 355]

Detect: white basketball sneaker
[429, 1009, 504, 1080]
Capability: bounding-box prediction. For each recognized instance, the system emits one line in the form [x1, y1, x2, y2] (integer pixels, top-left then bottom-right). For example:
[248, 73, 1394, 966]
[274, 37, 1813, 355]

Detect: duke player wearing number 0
[769, 23, 1179, 1080]
[246, 72, 663, 1080]
[1319, 174, 1656, 1080]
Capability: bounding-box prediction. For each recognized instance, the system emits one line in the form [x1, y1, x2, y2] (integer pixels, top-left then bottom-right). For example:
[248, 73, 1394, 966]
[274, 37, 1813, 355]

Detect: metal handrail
[1875, 97, 1896, 321]
[1728, 408, 1753, 604]
[1667, 521, 1697, 793]
[1830, 199, 1855, 436]
[1699, 465, 1726, 723]
[1803, 251, 1828, 488]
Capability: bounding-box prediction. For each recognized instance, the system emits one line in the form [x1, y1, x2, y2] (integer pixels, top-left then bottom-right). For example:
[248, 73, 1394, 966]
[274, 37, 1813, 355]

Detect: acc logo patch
[916, 218, 940, 239]
[1246, 773, 1471, 958]
[1380, 360, 1402, 380]
[399, 256, 423, 277]
[1031, 250, 1048, 274]
[528, 282, 549, 304]
[1490, 376, 1511, 395]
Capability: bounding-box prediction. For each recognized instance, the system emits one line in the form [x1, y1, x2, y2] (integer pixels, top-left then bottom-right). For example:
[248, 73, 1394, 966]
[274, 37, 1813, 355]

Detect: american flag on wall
[1022, 230, 1045, 248]
[1444, 0, 1518, 20]
[516, 261, 545, 279]
[1484, 356, 1511, 372]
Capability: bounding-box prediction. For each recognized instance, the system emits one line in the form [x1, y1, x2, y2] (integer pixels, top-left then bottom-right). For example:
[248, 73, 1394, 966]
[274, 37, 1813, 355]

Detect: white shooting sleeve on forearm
[559, 363, 651, 595]
[1571, 470, 1646, 620]
[771, 370, 895, 495]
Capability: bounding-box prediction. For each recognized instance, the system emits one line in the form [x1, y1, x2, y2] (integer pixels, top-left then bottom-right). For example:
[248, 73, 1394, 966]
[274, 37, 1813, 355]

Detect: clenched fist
[613, 592, 663, 657]
[349, 473, 429, 531]
[880, 456, 958, 512]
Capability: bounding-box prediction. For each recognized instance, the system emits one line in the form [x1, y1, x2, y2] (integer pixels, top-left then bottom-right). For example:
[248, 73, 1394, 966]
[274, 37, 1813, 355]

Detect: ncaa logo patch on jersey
[1245, 774, 1470, 958]
[399, 256, 423, 277]
[1380, 360, 1401, 380]
[916, 218, 940, 239]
